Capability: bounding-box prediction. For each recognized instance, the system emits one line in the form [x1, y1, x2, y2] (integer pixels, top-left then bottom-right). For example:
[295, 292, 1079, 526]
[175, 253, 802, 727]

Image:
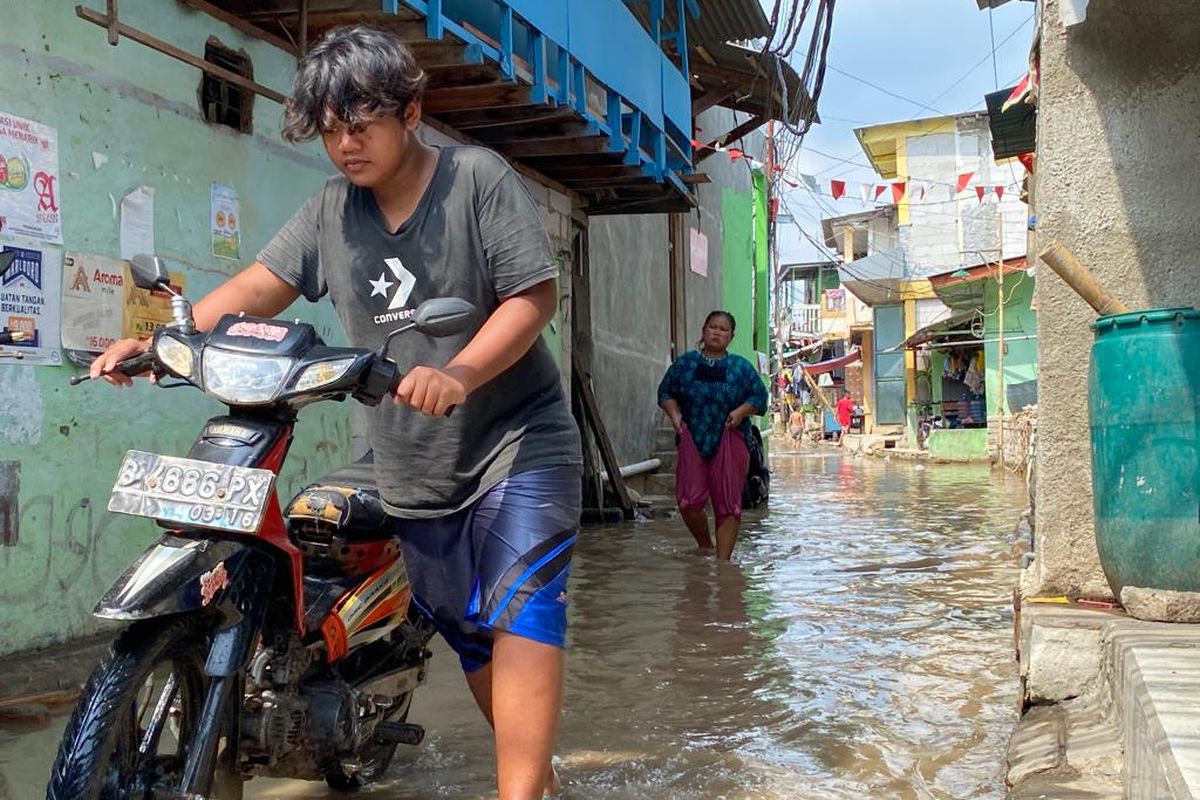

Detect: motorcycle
[46, 254, 477, 800]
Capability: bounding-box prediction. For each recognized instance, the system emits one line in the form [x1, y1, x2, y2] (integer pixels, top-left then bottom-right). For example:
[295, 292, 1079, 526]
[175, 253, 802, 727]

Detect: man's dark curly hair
[281, 26, 428, 142]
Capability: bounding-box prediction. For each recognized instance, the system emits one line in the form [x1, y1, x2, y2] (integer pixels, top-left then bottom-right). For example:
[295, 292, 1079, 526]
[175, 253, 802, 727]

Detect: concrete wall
[928, 428, 989, 461]
[1029, 0, 1200, 598]
[983, 273, 1038, 418]
[588, 107, 762, 465]
[0, 1, 351, 654]
[902, 116, 1028, 278]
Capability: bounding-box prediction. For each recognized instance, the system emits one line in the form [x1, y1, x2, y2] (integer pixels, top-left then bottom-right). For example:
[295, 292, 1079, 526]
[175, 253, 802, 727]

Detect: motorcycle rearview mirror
[413, 297, 477, 337]
[129, 254, 173, 292]
[375, 297, 478, 358]
[130, 254, 197, 334]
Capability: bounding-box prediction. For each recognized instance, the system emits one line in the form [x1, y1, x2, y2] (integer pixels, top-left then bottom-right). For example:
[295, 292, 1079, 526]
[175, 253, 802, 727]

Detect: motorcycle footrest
[375, 721, 425, 746]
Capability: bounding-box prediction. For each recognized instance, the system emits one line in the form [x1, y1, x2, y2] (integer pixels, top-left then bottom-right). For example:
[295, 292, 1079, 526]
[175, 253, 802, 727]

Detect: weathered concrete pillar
[1027, 0, 1200, 598]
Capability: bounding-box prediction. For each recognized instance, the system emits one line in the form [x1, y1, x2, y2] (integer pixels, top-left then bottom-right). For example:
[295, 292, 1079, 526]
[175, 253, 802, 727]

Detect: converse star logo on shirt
[367, 256, 417, 310]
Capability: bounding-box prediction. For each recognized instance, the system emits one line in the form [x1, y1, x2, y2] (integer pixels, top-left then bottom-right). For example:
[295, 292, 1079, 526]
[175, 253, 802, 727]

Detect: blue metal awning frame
[391, 0, 695, 194]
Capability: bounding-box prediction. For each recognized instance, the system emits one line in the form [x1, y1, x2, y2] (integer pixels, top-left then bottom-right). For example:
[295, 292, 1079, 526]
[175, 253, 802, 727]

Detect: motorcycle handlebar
[69, 350, 157, 386]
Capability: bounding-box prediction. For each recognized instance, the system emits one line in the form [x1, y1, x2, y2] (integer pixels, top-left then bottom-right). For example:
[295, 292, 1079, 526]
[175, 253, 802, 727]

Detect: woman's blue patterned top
[657, 350, 768, 459]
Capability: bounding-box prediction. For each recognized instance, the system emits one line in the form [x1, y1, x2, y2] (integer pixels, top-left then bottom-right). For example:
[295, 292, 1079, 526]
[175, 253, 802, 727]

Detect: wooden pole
[996, 212, 1005, 459]
[1037, 241, 1131, 316]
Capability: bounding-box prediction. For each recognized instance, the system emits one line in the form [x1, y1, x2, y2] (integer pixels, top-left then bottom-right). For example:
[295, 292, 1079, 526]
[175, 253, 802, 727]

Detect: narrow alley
[0, 455, 1026, 800]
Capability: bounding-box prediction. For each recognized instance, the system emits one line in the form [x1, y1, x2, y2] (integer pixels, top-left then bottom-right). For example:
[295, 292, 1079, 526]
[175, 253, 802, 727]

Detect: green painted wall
[721, 187, 756, 366]
[927, 428, 989, 461]
[0, 2, 349, 655]
[720, 185, 769, 439]
[983, 272, 1038, 417]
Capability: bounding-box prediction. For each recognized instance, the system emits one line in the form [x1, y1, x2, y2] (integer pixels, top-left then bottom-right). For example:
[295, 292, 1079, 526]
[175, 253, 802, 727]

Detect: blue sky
[761, 0, 1037, 263]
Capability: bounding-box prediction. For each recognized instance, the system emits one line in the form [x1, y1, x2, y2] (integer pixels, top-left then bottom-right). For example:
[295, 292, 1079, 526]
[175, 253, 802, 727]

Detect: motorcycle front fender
[94, 533, 270, 623]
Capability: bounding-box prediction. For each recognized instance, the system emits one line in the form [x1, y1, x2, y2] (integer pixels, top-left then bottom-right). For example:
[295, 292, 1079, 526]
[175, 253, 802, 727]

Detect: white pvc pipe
[599, 458, 662, 483]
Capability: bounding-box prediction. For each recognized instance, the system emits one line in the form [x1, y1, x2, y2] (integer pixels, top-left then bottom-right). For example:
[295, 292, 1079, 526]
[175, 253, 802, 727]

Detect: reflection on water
[0, 454, 1024, 800]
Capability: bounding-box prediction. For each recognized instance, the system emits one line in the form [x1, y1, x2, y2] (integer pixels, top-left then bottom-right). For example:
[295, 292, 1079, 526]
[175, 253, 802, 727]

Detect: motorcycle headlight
[294, 357, 357, 393]
[202, 349, 292, 404]
[154, 336, 194, 378]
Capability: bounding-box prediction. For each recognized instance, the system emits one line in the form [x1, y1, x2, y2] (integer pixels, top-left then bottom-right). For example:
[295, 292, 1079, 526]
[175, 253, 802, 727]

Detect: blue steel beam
[395, 0, 692, 181]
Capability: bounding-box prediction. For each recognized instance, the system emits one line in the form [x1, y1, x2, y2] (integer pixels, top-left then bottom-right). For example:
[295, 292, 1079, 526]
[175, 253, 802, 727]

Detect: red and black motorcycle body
[53, 310, 444, 798]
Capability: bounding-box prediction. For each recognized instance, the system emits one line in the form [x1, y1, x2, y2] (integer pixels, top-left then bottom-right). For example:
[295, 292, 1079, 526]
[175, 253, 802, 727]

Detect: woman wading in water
[657, 311, 768, 560]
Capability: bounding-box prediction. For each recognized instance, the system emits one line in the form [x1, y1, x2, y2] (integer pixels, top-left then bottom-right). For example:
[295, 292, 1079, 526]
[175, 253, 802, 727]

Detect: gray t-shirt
[257, 145, 582, 518]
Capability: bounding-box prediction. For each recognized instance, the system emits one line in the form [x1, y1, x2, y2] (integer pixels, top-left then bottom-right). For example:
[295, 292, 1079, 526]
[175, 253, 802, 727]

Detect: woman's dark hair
[281, 26, 428, 143]
[703, 310, 736, 334]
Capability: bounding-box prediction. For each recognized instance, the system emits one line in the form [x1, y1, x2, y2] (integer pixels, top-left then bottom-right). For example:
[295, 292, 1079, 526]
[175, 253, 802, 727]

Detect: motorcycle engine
[242, 639, 366, 780]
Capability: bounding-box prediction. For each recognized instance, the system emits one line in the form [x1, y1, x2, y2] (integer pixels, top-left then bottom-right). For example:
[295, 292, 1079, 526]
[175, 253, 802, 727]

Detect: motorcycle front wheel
[45, 615, 241, 800]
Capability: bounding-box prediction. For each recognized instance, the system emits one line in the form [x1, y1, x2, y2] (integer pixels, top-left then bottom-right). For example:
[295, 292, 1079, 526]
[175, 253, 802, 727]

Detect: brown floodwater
[0, 451, 1026, 799]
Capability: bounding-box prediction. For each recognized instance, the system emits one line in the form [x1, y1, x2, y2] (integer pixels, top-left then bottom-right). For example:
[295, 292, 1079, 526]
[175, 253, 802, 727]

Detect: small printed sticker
[199, 562, 230, 606]
[226, 321, 288, 342]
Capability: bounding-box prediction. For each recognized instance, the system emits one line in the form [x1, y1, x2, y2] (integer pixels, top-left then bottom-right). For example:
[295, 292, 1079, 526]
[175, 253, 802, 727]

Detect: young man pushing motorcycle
[91, 25, 582, 800]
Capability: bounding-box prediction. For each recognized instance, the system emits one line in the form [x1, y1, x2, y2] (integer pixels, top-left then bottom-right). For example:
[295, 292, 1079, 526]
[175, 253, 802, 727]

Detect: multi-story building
[821, 111, 1037, 458]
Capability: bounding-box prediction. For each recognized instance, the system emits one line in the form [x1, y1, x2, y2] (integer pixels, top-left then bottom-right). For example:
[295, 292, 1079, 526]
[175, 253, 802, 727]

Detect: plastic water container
[1090, 308, 1200, 594]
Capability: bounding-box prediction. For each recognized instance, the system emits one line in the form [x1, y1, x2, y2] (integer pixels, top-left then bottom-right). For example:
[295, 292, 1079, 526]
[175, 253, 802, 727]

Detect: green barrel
[1090, 308, 1200, 595]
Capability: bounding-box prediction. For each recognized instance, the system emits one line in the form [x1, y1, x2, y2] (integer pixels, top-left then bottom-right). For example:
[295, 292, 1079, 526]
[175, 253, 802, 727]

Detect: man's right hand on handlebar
[89, 337, 151, 387]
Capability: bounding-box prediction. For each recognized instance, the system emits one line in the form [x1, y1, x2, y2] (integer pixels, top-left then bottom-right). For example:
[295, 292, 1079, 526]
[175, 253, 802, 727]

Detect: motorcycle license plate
[107, 450, 275, 534]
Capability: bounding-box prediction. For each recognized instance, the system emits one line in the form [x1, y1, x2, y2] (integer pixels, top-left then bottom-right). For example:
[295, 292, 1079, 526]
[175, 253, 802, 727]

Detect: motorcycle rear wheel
[45, 615, 241, 800]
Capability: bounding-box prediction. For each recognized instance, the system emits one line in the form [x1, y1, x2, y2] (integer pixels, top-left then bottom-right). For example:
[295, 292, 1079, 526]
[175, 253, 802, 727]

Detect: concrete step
[652, 448, 677, 471]
[643, 472, 676, 496]
[653, 426, 677, 452]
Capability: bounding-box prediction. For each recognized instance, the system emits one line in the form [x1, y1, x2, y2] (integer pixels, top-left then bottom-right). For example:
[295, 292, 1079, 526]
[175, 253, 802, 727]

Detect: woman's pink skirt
[675, 428, 750, 525]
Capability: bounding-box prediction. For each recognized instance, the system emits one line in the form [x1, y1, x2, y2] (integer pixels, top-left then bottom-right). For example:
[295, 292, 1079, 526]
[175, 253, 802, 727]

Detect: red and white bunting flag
[860, 183, 872, 203]
[690, 138, 705, 150]
[957, 171, 975, 194]
[976, 186, 987, 203]
[727, 148, 744, 161]
[994, 185, 1006, 201]
[891, 181, 907, 203]
[917, 181, 928, 200]
[1018, 152, 1035, 174]
[1001, 74, 1031, 113]
[830, 180, 846, 200]
[873, 184, 888, 201]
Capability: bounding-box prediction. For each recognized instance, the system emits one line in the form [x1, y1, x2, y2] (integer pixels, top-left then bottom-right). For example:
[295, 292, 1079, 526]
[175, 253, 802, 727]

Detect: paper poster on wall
[61, 253, 186, 355]
[61, 253, 124, 353]
[1, 243, 62, 365]
[119, 185, 155, 260]
[0, 112, 61, 245]
[689, 227, 708, 277]
[211, 183, 241, 260]
[123, 265, 185, 340]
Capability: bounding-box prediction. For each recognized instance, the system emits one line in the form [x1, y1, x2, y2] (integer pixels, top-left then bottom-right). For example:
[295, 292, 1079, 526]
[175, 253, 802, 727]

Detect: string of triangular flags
[692, 137, 1034, 205]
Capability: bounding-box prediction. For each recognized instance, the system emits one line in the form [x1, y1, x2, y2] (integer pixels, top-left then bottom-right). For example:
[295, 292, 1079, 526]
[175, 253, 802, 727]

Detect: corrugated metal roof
[628, 0, 771, 47]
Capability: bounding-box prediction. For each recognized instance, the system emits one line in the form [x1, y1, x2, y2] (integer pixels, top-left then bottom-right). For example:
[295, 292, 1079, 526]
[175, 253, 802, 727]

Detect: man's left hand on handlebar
[394, 365, 468, 417]
[89, 337, 152, 387]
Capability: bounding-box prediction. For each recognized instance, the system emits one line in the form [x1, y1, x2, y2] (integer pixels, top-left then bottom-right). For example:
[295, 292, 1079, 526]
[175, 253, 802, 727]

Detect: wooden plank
[480, 120, 596, 145]
[441, 106, 572, 131]
[425, 62, 503, 90]
[499, 136, 612, 158]
[571, 352, 635, 519]
[541, 164, 645, 181]
[691, 83, 734, 115]
[696, 114, 765, 164]
[406, 39, 472, 67]
[563, 175, 657, 189]
[421, 82, 531, 114]
[76, 5, 289, 104]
